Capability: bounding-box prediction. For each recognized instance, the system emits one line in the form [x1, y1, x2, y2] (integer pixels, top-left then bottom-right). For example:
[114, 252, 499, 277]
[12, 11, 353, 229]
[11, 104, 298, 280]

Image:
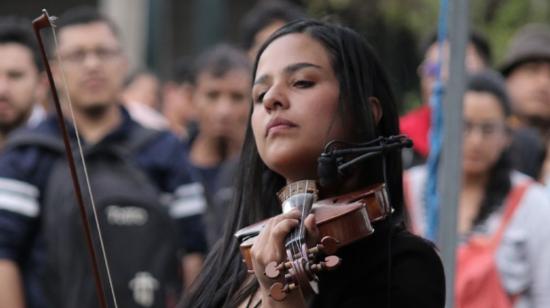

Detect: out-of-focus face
[462, 91, 509, 177]
[162, 82, 195, 131]
[419, 42, 486, 104]
[123, 73, 161, 110]
[193, 69, 251, 145]
[506, 61, 550, 120]
[251, 33, 348, 182]
[56, 22, 128, 112]
[0, 43, 42, 132]
[248, 20, 286, 61]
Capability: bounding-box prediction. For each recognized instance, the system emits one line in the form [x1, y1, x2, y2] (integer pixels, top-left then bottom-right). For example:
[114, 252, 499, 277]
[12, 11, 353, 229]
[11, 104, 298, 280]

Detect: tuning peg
[310, 255, 341, 272]
[305, 237, 340, 259]
[269, 282, 297, 301]
[319, 236, 339, 254]
[265, 260, 292, 279]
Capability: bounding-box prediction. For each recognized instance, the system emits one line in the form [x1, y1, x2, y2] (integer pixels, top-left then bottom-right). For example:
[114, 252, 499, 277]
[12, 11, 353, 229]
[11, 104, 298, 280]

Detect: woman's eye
[293, 80, 314, 88]
[255, 92, 266, 103]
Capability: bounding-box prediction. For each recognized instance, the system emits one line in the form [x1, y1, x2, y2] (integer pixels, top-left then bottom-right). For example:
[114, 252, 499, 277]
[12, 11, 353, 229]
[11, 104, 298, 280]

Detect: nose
[464, 128, 484, 146]
[215, 98, 233, 120]
[82, 51, 102, 69]
[262, 84, 289, 112]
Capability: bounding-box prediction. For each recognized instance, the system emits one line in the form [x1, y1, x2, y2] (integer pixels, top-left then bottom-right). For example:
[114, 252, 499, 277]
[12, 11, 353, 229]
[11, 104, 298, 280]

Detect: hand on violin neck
[303, 213, 319, 247]
[249, 209, 318, 305]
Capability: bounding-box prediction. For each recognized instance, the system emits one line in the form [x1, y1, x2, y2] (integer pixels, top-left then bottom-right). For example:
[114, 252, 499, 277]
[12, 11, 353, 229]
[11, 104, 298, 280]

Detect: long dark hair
[181, 19, 403, 307]
[465, 71, 513, 226]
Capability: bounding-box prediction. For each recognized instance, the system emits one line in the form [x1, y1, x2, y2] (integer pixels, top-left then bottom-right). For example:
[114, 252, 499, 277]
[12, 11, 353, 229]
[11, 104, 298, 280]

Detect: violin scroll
[264, 241, 342, 301]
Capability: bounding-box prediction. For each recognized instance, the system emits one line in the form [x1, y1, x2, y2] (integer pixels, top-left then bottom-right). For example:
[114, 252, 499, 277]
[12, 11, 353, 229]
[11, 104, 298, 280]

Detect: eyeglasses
[59, 47, 121, 65]
[463, 120, 506, 137]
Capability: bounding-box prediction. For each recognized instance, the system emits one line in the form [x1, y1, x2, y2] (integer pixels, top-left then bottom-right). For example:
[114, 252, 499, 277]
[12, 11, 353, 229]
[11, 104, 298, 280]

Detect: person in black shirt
[182, 19, 445, 308]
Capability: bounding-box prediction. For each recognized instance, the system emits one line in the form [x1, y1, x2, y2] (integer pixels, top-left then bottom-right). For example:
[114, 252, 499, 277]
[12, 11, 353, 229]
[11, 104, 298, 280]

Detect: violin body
[235, 183, 391, 299]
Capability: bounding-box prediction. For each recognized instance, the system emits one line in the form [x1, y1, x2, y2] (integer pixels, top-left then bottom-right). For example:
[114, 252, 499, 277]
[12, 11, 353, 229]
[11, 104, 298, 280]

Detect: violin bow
[32, 9, 118, 308]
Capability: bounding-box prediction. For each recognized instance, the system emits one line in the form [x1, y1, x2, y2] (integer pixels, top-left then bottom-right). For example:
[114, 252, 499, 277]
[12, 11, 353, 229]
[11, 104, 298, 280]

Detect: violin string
[52, 27, 119, 308]
[291, 182, 300, 259]
[298, 181, 308, 260]
[289, 182, 298, 256]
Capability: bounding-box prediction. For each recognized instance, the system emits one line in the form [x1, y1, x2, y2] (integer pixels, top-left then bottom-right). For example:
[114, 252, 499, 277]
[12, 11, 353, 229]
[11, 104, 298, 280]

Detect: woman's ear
[368, 96, 383, 125]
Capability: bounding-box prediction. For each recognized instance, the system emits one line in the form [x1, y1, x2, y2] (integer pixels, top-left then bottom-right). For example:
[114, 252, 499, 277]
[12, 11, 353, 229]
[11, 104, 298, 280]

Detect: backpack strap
[124, 125, 163, 153]
[6, 124, 162, 155]
[5, 131, 65, 153]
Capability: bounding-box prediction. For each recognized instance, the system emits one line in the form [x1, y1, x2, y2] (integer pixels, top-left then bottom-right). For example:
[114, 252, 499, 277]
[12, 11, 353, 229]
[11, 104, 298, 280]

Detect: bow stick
[32, 9, 118, 308]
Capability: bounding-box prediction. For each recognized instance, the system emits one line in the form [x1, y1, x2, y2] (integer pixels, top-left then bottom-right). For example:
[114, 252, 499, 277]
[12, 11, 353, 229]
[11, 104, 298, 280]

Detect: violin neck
[279, 180, 318, 249]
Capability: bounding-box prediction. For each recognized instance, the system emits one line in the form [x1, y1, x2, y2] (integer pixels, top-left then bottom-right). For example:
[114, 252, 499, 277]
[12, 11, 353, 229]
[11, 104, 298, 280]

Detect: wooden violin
[234, 180, 392, 301]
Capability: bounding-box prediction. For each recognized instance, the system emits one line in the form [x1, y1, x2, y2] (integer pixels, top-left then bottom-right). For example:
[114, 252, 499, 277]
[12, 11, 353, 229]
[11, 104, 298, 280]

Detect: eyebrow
[254, 62, 322, 85]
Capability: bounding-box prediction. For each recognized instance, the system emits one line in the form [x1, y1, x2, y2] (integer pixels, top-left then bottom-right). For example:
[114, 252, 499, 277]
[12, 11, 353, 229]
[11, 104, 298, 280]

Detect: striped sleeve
[169, 182, 207, 218]
[0, 145, 51, 260]
[166, 182, 207, 253]
[0, 177, 40, 218]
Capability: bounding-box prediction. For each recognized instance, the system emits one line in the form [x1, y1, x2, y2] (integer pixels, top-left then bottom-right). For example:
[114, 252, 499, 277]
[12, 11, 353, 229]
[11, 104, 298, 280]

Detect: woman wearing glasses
[405, 71, 550, 308]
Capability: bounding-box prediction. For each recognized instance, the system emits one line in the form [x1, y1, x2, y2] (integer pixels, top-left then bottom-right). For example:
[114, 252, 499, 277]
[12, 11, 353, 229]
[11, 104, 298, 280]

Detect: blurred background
[2, 0, 550, 113]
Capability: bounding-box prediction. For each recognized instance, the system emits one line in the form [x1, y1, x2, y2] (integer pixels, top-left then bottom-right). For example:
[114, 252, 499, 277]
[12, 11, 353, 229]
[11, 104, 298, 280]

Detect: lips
[265, 117, 297, 136]
[81, 76, 107, 88]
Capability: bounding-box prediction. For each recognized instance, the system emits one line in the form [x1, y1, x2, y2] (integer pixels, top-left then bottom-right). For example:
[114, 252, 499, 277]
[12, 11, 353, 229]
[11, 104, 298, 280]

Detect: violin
[234, 180, 392, 301]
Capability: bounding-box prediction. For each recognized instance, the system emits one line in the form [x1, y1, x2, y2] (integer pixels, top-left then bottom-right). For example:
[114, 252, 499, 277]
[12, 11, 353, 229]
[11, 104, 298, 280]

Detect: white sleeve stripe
[169, 197, 206, 218]
[175, 183, 204, 197]
[0, 178, 39, 198]
[0, 193, 39, 217]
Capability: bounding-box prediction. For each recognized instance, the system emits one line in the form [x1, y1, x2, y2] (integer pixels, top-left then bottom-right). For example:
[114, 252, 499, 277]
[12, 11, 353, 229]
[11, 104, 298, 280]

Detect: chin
[463, 165, 489, 176]
[77, 103, 112, 119]
[78, 98, 111, 109]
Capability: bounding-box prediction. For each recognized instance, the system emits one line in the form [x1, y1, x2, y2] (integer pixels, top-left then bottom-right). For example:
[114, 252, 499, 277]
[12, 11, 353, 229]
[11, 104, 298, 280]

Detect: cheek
[508, 75, 532, 98]
[319, 104, 348, 141]
[250, 106, 264, 146]
[234, 103, 250, 120]
[13, 79, 34, 99]
[469, 137, 507, 167]
[112, 61, 128, 85]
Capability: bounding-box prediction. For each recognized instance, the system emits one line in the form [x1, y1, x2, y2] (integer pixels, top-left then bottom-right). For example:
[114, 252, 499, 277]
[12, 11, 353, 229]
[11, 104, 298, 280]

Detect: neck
[462, 172, 489, 189]
[69, 104, 121, 144]
[459, 172, 488, 234]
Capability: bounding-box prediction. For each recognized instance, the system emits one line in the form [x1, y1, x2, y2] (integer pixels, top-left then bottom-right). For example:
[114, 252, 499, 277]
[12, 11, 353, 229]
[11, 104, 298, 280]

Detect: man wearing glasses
[0, 7, 206, 308]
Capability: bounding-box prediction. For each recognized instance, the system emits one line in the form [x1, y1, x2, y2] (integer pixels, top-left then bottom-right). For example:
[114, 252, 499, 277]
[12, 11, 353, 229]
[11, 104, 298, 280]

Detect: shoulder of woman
[388, 227, 446, 307]
[510, 171, 550, 211]
[390, 227, 441, 261]
[403, 164, 428, 197]
[404, 164, 427, 180]
[504, 171, 550, 236]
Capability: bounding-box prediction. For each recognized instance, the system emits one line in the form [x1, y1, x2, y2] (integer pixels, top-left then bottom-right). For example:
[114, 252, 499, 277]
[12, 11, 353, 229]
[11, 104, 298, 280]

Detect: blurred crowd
[0, 0, 549, 307]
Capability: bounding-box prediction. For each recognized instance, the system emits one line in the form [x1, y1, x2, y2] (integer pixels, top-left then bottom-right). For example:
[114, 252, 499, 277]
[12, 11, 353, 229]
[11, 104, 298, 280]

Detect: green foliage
[303, 0, 550, 113]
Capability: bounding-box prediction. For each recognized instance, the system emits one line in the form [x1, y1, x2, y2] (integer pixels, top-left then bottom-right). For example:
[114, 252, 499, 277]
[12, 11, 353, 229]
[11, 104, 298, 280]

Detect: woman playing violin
[182, 20, 445, 308]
